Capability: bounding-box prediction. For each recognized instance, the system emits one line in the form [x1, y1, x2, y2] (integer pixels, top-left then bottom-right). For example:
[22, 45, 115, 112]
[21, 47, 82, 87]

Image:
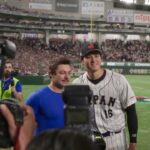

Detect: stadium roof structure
[0, 0, 150, 34]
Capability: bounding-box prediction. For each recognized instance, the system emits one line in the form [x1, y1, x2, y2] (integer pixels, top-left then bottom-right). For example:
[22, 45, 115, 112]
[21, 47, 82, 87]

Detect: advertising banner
[107, 9, 133, 23]
[29, 3, 52, 10]
[134, 13, 150, 25]
[106, 62, 150, 67]
[81, 1, 104, 17]
[55, 0, 79, 13]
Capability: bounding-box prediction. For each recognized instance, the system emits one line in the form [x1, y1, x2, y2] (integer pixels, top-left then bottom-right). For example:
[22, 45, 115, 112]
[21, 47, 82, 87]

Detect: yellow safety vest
[0, 77, 19, 100]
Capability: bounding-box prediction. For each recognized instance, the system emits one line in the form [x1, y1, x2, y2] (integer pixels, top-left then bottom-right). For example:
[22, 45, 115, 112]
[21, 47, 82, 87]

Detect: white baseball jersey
[72, 69, 137, 150]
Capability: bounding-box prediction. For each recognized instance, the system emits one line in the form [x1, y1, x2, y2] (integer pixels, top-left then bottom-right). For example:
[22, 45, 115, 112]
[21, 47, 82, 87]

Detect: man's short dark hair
[26, 129, 97, 150]
[49, 57, 71, 76]
[5, 60, 13, 66]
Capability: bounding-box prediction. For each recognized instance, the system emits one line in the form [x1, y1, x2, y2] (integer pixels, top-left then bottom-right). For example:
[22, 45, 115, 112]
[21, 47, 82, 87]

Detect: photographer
[0, 61, 23, 102]
[0, 104, 36, 150]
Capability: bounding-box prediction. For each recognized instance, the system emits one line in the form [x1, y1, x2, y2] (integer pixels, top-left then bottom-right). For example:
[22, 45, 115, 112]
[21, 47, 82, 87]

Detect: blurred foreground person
[26, 129, 98, 150]
[0, 104, 36, 150]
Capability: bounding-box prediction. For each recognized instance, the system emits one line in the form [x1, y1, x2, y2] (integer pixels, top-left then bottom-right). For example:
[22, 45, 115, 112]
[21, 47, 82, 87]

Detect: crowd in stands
[101, 39, 150, 62]
[49, 38, 81, 56]
[1, 37, 149, 75]
[6, 37, 80, 75]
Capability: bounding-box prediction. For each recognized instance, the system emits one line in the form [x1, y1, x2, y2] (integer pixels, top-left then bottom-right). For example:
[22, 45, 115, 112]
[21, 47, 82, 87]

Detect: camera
[63, 85, 106, 150]
[0, 99, 24, 148]
[0, 39, 16, 79]
[63, 85, 92, 134]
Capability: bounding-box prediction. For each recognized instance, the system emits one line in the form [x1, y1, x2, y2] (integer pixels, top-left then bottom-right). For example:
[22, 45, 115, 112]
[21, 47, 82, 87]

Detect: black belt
[92, 131, 106, 149]
[102, 130, 121, 137]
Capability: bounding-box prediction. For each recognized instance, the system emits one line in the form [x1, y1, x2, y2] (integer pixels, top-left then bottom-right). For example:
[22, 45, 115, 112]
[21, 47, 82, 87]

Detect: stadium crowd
[7, 37, 79, 75]
[1, 37, 149, 75]
[101, 39, 150, 62]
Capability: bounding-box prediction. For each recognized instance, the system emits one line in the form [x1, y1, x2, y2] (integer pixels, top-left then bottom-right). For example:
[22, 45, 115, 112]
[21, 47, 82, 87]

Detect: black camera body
[63, 85, 106, 150]
[63, 85, 92, 135]
[0, 40, 16, 59]
[0, 99, 24, 148]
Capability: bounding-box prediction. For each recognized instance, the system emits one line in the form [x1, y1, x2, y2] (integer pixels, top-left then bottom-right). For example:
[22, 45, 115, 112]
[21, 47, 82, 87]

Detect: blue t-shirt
[25, 86, 64, 135]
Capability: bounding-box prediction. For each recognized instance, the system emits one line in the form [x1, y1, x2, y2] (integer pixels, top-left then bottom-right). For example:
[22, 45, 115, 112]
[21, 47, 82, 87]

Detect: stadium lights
[145, 0, 150, 5]
[120, 0, 137, 4]
[57, 30, 65, 34]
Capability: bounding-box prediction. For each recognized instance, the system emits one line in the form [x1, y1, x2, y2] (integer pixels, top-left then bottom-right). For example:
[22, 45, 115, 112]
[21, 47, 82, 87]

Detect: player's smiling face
[82, 53, 101, 72]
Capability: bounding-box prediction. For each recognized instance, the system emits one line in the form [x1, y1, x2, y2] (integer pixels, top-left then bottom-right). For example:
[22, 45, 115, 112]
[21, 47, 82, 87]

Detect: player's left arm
[11, 81, 23, 102]
[119, 75, 138, 150]
[126, 104, 138, 150]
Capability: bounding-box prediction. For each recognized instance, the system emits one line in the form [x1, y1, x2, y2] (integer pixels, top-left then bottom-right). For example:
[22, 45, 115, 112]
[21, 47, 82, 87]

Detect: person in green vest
[0, 61, 23, 102]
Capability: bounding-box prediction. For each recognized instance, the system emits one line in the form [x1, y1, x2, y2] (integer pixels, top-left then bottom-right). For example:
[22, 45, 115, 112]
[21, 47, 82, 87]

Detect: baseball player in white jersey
[72, 43, 138, 150]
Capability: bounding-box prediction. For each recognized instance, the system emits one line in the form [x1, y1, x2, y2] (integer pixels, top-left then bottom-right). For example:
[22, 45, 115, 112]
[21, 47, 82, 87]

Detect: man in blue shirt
[0, 61, 23, 101]
[26, 57, 72, 135]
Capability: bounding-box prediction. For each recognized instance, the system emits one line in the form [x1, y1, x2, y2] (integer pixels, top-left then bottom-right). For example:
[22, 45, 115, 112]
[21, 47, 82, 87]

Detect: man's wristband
[130, 134, 137, 143]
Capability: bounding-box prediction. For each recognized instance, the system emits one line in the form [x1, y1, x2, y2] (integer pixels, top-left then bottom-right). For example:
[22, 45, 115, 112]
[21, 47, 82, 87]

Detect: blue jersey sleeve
[25, 92, 40, 116]
[15, 81, 22, 92]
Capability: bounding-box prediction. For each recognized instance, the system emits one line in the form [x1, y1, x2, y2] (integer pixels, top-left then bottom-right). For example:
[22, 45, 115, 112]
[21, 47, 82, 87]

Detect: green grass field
[23, 75, 150, 99]
[21, 75, 150, 150]
[126, 75, 150, 98]
[0, 75, 149, 150]
[126, 75, 150, 150]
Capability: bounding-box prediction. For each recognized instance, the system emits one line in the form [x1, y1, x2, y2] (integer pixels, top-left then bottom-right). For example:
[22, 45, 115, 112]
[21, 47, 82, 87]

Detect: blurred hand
[128, 143, 136, 150]
[0, 104, 36, 150]
[11, 79, 15, 87]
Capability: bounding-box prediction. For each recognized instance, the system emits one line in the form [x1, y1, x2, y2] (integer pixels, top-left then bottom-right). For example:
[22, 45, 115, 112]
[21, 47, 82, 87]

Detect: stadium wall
[72, 62, 150, 77]
[17, 75, 50, 85]
[16, 62, 150, 85]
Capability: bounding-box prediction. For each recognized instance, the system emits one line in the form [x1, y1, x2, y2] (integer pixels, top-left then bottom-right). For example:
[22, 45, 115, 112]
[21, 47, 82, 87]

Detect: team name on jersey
[93, 95, 116, 119]
[93, 95, 116, 107]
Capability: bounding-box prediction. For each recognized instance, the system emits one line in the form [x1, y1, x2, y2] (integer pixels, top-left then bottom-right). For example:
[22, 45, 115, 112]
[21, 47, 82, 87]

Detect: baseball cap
[80, 43, 101, 58]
